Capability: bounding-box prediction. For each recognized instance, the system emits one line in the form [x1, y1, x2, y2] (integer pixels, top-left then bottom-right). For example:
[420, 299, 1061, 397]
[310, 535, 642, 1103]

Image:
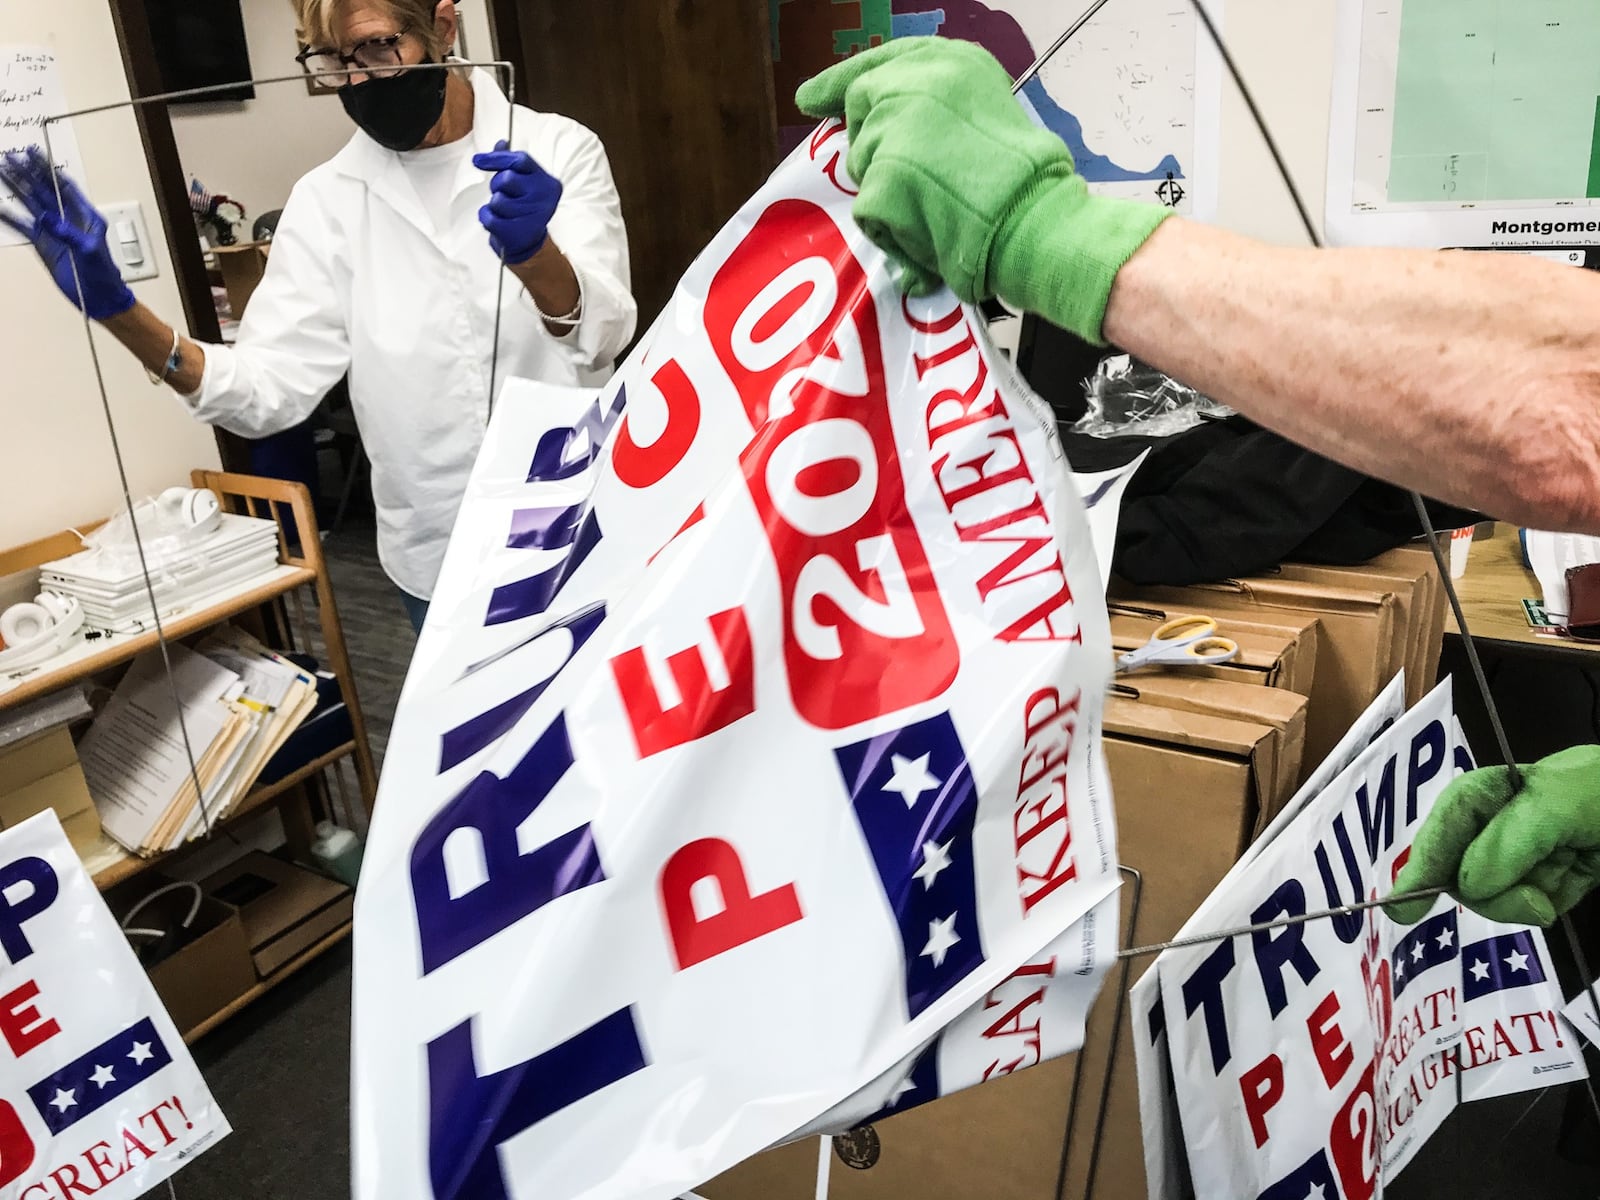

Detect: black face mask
[339, 60, 447, 152]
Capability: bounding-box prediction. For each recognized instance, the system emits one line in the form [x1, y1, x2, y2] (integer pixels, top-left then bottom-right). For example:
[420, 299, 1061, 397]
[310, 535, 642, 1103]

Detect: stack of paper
[39, 514, 282, 635]
[79, 631, 318, 857]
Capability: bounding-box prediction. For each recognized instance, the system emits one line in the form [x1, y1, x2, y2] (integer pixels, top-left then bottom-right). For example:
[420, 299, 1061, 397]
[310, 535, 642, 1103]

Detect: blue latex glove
[472, 140, 562, 265]
[0, 147, 135, 320]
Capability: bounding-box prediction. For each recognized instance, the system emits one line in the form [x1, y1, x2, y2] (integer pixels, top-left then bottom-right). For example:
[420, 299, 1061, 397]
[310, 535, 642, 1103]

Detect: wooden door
[489, 0, 780, 328]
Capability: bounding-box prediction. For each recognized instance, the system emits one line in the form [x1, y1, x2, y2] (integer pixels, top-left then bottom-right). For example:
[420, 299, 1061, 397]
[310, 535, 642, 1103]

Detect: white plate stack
[38, 514, 282, 634]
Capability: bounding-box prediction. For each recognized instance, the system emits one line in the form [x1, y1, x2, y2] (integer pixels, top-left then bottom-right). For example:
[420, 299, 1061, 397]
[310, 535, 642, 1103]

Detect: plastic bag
[78, 494, 214, 578]
[352, 121, 1121, 1200]
[1073, 353, 1232, 439]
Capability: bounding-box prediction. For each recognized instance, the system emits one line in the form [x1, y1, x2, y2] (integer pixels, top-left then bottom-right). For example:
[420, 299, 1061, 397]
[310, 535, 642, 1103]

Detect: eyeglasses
[295, 27, 414, 82]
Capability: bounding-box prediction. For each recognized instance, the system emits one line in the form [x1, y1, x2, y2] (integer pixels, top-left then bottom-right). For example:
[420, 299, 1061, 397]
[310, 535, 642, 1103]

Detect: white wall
[1215, 0, 1337, 246]
[169, 0, 499, 227]
[0, 2, 221, 552]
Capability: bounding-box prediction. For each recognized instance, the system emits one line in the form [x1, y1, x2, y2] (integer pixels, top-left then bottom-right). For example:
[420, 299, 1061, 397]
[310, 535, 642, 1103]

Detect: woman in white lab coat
[0, 0, 636, 630]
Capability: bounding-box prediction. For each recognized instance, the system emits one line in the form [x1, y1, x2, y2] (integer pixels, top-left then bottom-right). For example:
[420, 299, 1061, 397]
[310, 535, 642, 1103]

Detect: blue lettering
[1406, 720, 1446, 825]
[1182, 938, 1237, 1074]
[438, 605, 607, 772]
[410, 714, 604, 973]
[0, 857, 56, 964]
[1355, 755, 1398, 863]
[1146, 993, 1166, 1045]
[507, 503, 584, 551]
[428, 1007, 647, 1200]
[526, 388, 626, 483]
[1250, 879, 1320, 1018]
[1313, 814, 1365, 944]
[486, 509, 603, 626]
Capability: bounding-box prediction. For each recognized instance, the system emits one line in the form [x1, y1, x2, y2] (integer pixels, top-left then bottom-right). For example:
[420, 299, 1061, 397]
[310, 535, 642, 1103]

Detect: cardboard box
[1108, 603, 1319, 696]
[706, 1055, 1079, 1200]
[1106, 674, 1309, 830]
[202, 851, 352, 977]
[704, 685, 1304, 1200]
[0, 727, 101, 853]
[1286, 550, 1452, 710]
[1114, 575, 1400, 780]
[212, 241, 270, 318]
[1277, 553, 1442, 711]
[112, 877, 256, 1038]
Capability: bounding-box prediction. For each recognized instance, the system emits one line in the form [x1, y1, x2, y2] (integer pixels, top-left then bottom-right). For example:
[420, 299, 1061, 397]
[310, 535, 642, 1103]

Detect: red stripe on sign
[704, 199, 959, 731]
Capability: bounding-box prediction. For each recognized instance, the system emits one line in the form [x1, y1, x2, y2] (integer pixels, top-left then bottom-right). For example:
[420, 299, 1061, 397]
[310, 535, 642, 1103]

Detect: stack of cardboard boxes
[705, 545, 1447, 1200]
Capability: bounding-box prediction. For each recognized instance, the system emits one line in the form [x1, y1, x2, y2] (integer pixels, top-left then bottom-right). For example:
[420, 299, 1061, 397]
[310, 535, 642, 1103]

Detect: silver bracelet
[145, 327, 182, 385]
[534, 266, 585, 327]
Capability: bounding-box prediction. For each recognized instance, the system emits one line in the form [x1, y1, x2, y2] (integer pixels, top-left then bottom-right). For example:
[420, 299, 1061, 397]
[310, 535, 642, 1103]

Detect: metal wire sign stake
[1012, 0, 1600, 1189]
[35, 58, 515, 854]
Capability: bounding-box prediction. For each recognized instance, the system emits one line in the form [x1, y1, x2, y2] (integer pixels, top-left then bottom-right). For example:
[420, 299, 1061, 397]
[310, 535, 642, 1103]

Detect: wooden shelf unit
[0, 471, 377, 1037]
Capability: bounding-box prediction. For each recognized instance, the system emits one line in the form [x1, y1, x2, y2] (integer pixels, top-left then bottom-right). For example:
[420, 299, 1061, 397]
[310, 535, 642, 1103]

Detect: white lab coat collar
[327, 63, 513, 239]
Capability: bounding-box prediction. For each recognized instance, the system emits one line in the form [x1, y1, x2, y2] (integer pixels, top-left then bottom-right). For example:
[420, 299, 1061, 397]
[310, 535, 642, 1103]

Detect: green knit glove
[795, 36, 1172, 345]
[1388, 746, 1600, 927]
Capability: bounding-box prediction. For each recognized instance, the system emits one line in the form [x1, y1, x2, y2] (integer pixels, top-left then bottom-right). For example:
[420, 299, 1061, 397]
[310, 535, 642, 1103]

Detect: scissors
[1115, 615, 1240, 674]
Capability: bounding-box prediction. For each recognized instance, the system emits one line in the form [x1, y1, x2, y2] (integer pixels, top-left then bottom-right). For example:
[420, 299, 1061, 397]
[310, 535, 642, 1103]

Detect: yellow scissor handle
[1152, 614, 1218, 644]
[1184, 635, 1240, 661]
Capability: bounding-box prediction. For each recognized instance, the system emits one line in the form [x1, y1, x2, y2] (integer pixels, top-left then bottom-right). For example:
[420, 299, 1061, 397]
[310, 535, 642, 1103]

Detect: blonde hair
[293, 0, 449, 57]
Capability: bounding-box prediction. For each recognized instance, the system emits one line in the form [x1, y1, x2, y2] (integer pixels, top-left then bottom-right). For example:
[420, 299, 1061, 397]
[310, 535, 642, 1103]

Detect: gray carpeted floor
[149, 521, 1599, 1200]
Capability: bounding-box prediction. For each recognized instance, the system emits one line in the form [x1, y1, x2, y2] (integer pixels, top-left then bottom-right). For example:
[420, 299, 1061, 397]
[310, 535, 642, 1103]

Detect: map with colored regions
[769, 0, 1212, 214]
[1351, 0, 1600, 210]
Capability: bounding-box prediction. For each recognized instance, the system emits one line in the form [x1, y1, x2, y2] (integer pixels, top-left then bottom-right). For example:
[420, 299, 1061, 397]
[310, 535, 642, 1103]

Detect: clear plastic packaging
[1072, 353, 1233, 438]
[77, 490, 219, 575]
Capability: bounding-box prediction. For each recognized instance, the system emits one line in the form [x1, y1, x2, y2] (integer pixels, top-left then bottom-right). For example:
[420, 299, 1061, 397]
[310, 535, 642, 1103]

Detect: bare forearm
[100, 302, 207, 396]
[1103, 219, 1600, 533]
[509, 238, 582, 336]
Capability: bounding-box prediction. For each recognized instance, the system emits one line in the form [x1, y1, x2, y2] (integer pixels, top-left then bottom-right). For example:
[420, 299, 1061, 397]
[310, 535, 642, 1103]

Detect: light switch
[101, 202, 159, 282]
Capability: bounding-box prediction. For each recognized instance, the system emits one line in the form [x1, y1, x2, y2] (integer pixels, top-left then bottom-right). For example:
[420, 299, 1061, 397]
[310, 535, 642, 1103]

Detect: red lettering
[1420, 987, 1454, 1031]
[119, 1126, 155, 1165]
[1014, 779, 1070, 853]
[1019, 689, 1078, 788]
[1391, 846, 1410, 882]
[980, 992, 1045, 1080]
[705, 200, 958, 729]
[972, 531, 1061, 604]
[83, 1142, 122, 1189]
[994, 571, 1079, 644]
[660, 839, 802, 969]
[20, 1186, 48, 1200]
[1015, 807, 1077, 914]
[1308, 992, 1355, 1088]
[1240, 1055, 1285, 1148]
[0, 980, 59, 1057]
[1013, 689, 1082, 913]
[0, 1100, 35, 1188]
[1510, 1011, 1549, 1053]
[48, 1163, 92, 1198]
[610, 608, 756, 758]
[981, 990, 1044, 1040]
[943, 450, 1034, 512]
[901, 294, 964, 336]
[1329, 1062, 1379, 1200]
[139, 1102, 178, 1148]
[1490, 1018, 1522, 1059]
[613, 358, 701, 488]
[954, 493, 1050, 543]
[1464, 1023, 1492, 1068]
[913, 323, 979, 382]
[809, 121, 857, 197]
[925, 359, 997, 444]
